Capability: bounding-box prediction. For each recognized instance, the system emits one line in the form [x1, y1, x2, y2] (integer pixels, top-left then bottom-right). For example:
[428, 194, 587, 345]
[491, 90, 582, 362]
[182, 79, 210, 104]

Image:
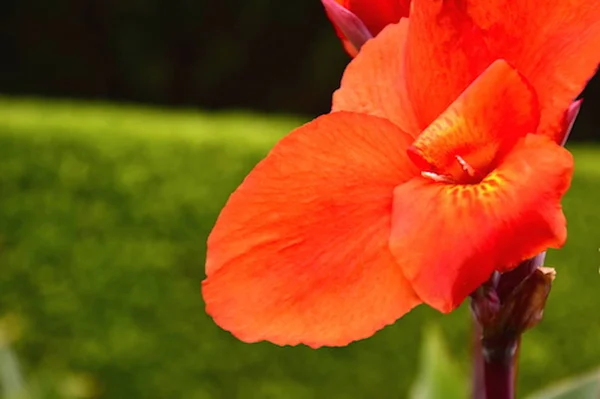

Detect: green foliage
[527, 369, 600, 399]
[0, 97, 599, 398]
[409, 327, 467, 399]
[0, 337, 27, 399]
[408, 329, 600, 399]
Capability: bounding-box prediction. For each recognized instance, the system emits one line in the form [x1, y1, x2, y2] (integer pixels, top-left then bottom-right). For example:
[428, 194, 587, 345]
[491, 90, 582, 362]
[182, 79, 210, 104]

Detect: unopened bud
[470, 284, 500, 328]
[321, 0, 373, 53]
[560, 99, 582, 146]
[471, 266, 555, 363]
[482, 267, 555, 361]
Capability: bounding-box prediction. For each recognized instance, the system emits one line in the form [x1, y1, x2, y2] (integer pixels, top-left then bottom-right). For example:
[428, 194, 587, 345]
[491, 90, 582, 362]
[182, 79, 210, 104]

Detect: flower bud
[471, 265, 555, 362]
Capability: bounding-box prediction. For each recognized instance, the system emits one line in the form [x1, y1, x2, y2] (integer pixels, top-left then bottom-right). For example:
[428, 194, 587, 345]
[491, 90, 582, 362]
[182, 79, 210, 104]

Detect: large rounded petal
[390, 134, 573, 313]
[203, 112, 421, 348]
[333, 21, 420, 136]
[406, 0, 600, 141]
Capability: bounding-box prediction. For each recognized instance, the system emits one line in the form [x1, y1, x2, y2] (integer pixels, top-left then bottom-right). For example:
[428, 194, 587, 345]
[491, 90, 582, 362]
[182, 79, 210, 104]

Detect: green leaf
[526, 369, 600, 399]
[409, 326, 468, 399]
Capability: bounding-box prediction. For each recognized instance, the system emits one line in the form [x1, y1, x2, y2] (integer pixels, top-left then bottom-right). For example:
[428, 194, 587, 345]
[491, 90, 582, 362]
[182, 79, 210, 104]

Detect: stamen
[455, 155, 477, 177]
[421, 171, 454, 183]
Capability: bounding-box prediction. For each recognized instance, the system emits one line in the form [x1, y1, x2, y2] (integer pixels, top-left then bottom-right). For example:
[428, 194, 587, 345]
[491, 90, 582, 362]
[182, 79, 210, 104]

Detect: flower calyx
[471, 261, 555, 363]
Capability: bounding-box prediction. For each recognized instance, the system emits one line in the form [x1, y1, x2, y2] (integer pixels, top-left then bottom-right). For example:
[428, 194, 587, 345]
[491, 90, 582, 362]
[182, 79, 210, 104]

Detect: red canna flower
[334, 0, 600, 143]
[202, 0, 600, 348]
[321, 0, 410, 56]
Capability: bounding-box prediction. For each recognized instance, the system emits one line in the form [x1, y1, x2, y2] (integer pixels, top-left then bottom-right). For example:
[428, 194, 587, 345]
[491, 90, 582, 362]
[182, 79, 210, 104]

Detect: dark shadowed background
[0, 0, 599, 139]
[0, 0, 346, 114]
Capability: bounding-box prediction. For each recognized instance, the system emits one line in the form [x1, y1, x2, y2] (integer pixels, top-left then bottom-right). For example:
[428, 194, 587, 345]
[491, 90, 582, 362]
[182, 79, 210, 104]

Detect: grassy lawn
[0, 97, 599, 398]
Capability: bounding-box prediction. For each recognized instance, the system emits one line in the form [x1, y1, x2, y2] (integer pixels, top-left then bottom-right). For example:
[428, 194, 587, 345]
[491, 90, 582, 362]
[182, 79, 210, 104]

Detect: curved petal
[322, 0, 373, 56]
[342, 0, 410, 36]
[408, 59, 539, 181]
[333, 21, 420, 136]
[203, 112, 421, 348]
[560, 100, 583, 146]
[390, 134, 573, 313]
[406, 0, 600, 141]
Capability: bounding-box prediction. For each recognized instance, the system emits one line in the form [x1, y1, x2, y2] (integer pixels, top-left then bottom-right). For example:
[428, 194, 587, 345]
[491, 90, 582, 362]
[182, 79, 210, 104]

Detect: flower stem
[472, 313, 519, 399]
[482, 341, 517, 399]
[472, 318, 486, 399]
[471, 254, 554, 399]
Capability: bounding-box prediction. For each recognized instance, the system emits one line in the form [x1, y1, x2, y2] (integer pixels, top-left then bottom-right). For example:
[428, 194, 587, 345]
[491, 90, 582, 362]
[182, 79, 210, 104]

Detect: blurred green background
[0, 98, 599, 398]
[1, 0, 600, 397]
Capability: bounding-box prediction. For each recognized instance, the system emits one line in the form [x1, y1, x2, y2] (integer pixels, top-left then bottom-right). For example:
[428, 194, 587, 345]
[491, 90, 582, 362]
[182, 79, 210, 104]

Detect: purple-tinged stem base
[472, 317, 518, 399]
[482, 344, 517, 399]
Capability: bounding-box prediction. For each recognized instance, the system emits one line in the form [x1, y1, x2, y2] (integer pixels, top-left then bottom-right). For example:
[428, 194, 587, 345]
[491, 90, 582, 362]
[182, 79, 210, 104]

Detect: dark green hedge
[0, 0, 347, 115]
[2, 0, 600, 141]
[0, 98, 599, 398]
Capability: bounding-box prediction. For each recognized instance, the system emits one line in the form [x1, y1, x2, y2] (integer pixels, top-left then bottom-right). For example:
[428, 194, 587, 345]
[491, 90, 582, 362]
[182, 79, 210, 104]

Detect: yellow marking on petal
[434, 171, 511, 217]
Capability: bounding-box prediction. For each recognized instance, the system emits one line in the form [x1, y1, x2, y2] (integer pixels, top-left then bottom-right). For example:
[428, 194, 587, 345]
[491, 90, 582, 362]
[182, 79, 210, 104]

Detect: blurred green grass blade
[526, 369, 600, 399]
[0, 338, 28, 399]
[409, 326, 468, 399]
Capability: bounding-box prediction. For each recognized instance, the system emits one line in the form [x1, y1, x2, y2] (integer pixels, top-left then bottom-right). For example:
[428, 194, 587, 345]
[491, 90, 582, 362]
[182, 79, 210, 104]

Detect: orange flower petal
[203, 112, 421, 348]
[408, 59, 539, 182]
[406, 0, 600, 141]
[333, 21, 420, 136]
[390, 134, 573, 313]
